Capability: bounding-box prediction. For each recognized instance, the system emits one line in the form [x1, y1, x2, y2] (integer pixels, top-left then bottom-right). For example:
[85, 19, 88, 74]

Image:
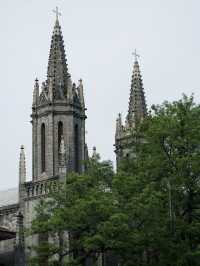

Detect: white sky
[0, 0, 200, 190]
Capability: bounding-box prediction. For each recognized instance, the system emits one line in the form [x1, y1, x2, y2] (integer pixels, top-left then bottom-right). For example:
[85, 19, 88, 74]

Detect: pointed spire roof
[19, 145, 26, 184]
[32, 78, 39, 106]
[78, 79, 85, 108]
[47, 16, 70, 99]
[126, 52, 147, 127]
[115, 113, 122, 139]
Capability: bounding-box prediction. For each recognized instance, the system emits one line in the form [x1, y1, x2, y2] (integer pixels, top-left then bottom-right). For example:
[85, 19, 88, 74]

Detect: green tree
[114, 95, 200, 265]
[29, 95, 200, 266]
[29, 157, 115, 265]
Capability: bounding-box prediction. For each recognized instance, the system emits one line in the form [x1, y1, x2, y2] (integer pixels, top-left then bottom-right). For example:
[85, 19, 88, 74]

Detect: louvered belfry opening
[58, 121, 64, 151]
[41, 123, 46, 173]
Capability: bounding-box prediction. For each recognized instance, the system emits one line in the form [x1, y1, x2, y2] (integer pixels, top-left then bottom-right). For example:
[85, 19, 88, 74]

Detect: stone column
[14, 212, 25, 266]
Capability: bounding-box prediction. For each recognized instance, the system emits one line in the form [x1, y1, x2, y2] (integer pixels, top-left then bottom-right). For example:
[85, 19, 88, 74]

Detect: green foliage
[115, 95, 200, 265]
[29, 157, 115, 265]
[30, 95, 200, 266]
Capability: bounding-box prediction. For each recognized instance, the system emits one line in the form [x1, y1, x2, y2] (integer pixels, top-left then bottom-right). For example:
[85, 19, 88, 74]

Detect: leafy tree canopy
[30, 95, 200, 266]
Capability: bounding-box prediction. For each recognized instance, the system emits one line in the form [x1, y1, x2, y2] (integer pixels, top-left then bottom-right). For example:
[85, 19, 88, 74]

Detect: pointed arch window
[58, 121, 63, 151]
[41, 123, 46, 172]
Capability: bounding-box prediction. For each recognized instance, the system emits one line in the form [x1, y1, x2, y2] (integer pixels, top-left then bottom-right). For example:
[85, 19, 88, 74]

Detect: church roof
[0, 188, 18, 207]
[47, 17, 70, 99]
[126, 54, 147, 127]
[115, 52, 148, 143]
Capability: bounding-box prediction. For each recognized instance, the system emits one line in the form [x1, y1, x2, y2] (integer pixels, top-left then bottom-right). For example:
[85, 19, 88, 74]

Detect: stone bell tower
[31, 14, 86, 181]
[115, 51, 147, 167]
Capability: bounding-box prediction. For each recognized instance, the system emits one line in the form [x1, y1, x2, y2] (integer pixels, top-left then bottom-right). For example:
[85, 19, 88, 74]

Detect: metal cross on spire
[132, 49, 140, 62]
[53, 7, 61, 21]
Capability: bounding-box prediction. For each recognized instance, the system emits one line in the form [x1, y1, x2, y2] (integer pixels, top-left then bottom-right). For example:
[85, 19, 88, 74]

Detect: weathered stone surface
[115, 57, 147, 167]
[0, 13, 89, 266]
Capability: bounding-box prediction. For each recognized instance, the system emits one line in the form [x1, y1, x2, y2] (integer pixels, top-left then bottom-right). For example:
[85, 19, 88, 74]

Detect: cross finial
[53, 7, 61, 21]
[132, 49, 140, 62]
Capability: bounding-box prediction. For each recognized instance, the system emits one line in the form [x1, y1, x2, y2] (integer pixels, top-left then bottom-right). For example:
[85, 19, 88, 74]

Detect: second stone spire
[126, 54, 147, 128]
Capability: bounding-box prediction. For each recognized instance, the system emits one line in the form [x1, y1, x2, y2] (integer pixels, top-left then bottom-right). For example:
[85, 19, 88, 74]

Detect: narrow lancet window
[41, 123, 46, 172]
[74, 124, 79, 172]
[58, 121, 63, 150]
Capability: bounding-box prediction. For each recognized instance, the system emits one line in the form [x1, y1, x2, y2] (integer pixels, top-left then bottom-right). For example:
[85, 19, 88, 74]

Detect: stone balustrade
[24, 176, 59, 200]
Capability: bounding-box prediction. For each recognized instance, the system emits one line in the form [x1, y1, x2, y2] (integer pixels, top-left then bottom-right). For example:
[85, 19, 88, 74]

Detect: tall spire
[126, 51, 147, 127]
[115, 113, 122, 139]
[47, 12, 70, 100]
[19, 145, 26, 184]
[77, 79, 85, 108]
[32, 78, 39, 106]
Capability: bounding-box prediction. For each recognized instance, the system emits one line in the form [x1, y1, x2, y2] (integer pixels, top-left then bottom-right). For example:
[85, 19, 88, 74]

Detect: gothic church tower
[0, 12, 87, 264]
[115, 53, 147, 167]
[31, 16, 86, 180]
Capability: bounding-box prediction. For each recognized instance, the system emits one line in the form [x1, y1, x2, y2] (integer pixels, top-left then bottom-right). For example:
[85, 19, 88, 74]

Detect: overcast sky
[0, 0, 200, 190]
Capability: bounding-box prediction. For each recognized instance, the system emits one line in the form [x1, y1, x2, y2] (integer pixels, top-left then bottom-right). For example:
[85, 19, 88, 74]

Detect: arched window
[74, 124, 79, 172]
[58, 121, 63, 151]
[41, 123, 46, 172]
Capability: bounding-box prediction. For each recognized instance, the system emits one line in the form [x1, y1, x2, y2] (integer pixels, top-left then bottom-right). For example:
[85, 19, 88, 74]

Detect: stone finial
[32, 78, 39, 106]
[48, 76, 54, 102]
[92, 146, 99, 161]
[19, 145, 26, 184]
[72, 82, 78, 100]
[115, 113, 122, 139]
[67, 78, 73, 101]
[78, 78, 85, 108]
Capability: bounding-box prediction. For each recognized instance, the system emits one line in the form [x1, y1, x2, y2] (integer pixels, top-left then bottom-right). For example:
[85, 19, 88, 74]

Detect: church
[0, 9, 147, 266]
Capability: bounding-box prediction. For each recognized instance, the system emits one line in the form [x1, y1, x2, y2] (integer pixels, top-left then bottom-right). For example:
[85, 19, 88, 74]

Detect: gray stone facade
[115, 57, 147, 167]
[0, 13, 124, 266]
[32, 17, 86, 179]
[0, 16, 87, 265]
